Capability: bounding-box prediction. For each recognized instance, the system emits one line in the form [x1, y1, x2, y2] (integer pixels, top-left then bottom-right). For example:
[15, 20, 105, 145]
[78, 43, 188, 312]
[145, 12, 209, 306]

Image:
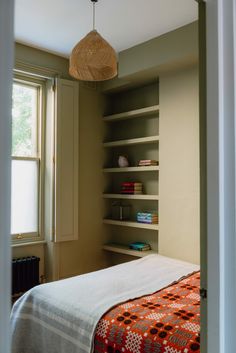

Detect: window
[11, 76, 45, 242]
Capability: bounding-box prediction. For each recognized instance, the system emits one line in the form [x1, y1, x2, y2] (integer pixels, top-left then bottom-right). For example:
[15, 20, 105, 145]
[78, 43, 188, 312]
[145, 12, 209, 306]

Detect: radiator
[12, 256, 40, 295]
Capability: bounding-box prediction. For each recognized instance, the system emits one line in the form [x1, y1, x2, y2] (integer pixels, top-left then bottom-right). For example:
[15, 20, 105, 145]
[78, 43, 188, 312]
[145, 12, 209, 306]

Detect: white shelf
[103, 166, 159, 173]
[103, 219, 159, 230]
[103, 135, 159, 148]
[103, 105, 159, 122]
[103, 243, 158, 258]
[103, 194, 159, 200]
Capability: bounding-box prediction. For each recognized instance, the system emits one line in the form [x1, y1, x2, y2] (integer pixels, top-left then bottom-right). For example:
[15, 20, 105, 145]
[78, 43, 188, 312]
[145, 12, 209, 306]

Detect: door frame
[0, 0, 14, 352]
[205, 0, 236, 352]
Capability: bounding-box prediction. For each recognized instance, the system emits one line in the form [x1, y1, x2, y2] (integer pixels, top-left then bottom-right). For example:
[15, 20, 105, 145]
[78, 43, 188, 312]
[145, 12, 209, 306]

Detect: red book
[121, 190, 143, 194]
[121, 187, 142, 191]
[122, 182, 142, 187]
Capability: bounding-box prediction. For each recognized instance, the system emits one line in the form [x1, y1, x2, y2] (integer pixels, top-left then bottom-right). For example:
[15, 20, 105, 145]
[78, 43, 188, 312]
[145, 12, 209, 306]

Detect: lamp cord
[93, 1, 95, 30]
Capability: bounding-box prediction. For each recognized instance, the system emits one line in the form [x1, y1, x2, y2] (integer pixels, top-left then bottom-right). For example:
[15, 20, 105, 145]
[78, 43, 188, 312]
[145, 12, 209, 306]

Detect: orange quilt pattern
[94, 272, 200, 353]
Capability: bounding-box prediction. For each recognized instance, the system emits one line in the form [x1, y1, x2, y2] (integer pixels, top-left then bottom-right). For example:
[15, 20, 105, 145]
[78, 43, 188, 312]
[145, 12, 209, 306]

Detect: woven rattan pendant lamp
[69, 0, 117, 81]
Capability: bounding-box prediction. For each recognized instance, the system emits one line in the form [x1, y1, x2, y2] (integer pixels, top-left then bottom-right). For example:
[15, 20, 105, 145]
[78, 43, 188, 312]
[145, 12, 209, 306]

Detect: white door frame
[0, 1, 235, 353]
[206, 0, 236, 352]
[0, 0, 14, 352]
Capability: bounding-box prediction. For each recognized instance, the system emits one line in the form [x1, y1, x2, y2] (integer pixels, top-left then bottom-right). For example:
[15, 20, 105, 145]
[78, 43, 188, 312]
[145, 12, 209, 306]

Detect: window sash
[11, 156, 40, 241]
[12, 79, 41, 158]
[11, 76, 45, 243]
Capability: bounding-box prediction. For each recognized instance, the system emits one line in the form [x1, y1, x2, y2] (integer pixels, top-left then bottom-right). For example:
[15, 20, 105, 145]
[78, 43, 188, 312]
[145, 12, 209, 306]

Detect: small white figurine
[118, 155, 129, 167]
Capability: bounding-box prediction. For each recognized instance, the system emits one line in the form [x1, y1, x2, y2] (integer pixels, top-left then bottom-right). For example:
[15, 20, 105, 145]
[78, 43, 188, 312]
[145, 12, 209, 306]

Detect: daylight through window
[11, 78, 44, 241]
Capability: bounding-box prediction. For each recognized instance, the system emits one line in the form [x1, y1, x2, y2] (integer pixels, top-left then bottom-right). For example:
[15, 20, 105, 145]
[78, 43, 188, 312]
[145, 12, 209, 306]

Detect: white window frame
[11, 74, 46, 243]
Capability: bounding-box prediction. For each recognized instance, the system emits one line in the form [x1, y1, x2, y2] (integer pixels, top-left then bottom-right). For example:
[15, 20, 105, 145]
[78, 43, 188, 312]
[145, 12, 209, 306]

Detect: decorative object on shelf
[118, 155, 129, 167]
[129, 241, 151, 251]
[111, 201, 131, 221]
[137, 211, 158, 224]
[69, 0, 117, 81]
[138, 159, 159, 166]
[121, 182, 143, 194]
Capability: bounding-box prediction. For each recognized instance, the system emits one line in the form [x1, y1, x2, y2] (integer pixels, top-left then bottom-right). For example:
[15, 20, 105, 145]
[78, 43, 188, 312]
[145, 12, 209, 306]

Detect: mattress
[11, 254, 199, 353]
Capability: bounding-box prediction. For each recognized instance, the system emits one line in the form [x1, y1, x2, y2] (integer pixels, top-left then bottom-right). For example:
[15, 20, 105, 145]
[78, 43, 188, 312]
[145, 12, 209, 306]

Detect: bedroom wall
[159, 65, 200, 264]
[12, 21, 199, 282]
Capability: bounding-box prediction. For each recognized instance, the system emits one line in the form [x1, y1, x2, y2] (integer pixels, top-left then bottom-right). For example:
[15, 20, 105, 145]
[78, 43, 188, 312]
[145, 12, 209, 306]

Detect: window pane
[12, 83, 38, 157]
[11, 160, 38, 234]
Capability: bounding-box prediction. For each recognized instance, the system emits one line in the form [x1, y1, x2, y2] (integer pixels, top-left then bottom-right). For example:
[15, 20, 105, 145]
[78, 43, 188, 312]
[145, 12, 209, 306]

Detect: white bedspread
[11, 254, 199, 353]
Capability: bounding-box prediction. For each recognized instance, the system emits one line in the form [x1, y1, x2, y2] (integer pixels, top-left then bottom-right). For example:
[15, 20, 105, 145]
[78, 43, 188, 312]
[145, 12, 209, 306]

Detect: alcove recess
[102, 81, 159, 263]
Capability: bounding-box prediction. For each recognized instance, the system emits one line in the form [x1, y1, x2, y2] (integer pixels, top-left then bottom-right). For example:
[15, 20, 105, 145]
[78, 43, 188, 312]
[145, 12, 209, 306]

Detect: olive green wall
[119, 22, 198, 78]
[15, 43, 71, 78]
[102, 22, 198, 93]
[159, 66, 200, 264]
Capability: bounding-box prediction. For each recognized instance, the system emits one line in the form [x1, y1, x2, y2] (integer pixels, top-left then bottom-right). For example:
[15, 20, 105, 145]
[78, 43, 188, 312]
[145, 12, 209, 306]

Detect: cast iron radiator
[12, 256, 40, 295]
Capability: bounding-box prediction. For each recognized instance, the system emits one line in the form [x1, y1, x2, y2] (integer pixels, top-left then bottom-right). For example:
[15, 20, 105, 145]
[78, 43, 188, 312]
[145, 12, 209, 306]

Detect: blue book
[129, 242, 151, 251]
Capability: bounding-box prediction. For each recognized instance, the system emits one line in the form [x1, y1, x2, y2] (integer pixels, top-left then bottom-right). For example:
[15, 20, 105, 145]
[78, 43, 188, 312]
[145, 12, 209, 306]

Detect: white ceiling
[14, 0, 198, 58]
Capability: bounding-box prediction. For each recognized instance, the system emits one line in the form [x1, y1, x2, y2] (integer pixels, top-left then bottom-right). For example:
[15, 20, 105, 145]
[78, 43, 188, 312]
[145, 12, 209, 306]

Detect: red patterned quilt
[94, 272, 200, 353]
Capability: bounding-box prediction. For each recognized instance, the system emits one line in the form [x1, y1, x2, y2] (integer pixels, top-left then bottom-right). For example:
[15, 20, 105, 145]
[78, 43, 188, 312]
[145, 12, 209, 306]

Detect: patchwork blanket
[94, 272, 200, 353]
[11, 255, 199, 353]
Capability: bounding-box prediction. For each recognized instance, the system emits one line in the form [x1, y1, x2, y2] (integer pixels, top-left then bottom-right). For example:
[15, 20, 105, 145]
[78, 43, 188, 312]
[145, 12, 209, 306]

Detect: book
[138, 160, 158, 166]
[137, 211, 158, 224]
[137, 215, 158, 219]
[121, 182, 142, 187]
[137, 219, 158, 224]
[121, 186, 143, 191]
[138, 159, 158, 164]
[121, 190, 143, 194]
[121, 181, 143, 194]
[129, 242, 151, 251]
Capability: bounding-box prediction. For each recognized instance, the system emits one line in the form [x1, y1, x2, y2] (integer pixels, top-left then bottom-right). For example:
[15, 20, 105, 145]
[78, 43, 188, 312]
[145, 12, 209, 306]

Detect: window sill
[12, 240, 47, 248]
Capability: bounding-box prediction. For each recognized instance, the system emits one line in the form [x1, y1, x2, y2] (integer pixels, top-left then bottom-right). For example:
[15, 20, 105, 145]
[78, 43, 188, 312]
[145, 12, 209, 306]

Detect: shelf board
[103, 105, 159, 122]
[103, 135, 159, 148]
[103, 243, 158, 258]
[103, 194, 159, 200]
[103, 166, 159, 173]
[103, 219, 159, 230]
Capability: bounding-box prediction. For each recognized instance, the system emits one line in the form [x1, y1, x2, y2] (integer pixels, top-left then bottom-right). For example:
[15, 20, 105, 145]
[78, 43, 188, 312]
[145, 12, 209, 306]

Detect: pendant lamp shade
[69, 30, 117, 81]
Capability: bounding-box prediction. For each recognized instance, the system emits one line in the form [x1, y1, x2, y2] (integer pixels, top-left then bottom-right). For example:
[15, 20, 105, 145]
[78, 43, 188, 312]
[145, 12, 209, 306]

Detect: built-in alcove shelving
[102, 82, 159, 261]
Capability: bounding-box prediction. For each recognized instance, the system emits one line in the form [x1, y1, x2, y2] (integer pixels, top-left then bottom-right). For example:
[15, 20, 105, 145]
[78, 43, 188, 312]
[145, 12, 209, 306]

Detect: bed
[11, 254, 200, 353]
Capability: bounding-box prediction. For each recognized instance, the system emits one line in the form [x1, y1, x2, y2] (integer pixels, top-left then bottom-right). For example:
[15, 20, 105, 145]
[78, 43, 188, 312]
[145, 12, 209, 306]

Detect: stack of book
[121, 182, 143, 194]
[137, 211, 158, 224]
[129, 241, 151, 251]
[138, 159, 158, 166]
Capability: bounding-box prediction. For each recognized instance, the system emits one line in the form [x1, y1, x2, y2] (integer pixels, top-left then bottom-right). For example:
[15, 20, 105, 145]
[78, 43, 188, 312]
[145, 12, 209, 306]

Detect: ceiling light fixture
[69, 0, 118, 81]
